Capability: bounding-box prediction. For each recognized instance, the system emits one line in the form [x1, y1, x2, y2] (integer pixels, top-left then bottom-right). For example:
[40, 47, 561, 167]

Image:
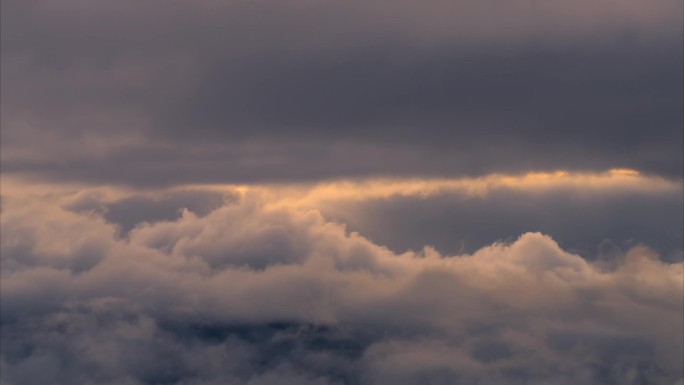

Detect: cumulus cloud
[1, 183, 682, 384]
[2, 1, 681, 382]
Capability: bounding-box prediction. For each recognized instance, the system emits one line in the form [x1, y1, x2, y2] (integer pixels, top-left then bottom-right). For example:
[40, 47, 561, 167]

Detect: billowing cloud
[1, 179, 682, 384]
[1, 1, 682, 383]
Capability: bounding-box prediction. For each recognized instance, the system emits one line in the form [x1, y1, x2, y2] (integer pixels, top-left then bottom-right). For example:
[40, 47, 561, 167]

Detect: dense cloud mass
[1, 0, 682, 185]
[1, 0, 683, 384]
[1, 181, 682, 384]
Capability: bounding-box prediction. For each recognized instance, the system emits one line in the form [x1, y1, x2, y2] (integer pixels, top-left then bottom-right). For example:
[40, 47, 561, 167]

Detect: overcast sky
[2, 0, 683, 185]
[1, 1, 682, 384]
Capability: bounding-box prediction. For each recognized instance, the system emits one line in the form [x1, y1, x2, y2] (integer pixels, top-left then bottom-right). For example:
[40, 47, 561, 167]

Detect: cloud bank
[2, 0, 682, 185]
[2, 181, 682, 384]
[1, 0, 682, 383]
[294, 171, 684, 260]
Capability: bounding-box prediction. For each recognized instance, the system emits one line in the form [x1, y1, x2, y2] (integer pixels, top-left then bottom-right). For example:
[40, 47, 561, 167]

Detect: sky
[0, 1, 683, 384]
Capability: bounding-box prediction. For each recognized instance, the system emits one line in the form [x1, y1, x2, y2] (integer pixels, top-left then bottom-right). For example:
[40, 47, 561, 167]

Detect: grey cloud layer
[1, 0, 682, 185]
[319, 183, 684, 261]
[1, 188, 682, 384]
[63, 188, 236, 234]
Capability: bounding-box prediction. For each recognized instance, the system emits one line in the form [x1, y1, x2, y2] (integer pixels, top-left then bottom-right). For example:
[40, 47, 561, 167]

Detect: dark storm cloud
[1, 0, 682, 185]
[1, 188, 682, 384]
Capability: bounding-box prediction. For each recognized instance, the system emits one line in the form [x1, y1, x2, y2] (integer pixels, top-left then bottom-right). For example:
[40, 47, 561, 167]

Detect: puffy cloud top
[1, 183, 682, 384]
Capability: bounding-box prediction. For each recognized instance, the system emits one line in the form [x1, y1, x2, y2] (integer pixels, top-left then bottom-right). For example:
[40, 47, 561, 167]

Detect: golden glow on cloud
[246, 168, 677, 211]
[608, 168, 640, 176]
[1, 169, 678, 210]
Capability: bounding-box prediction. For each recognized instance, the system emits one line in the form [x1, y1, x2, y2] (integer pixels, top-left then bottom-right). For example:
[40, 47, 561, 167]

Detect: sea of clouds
[1, 180, 682, 385]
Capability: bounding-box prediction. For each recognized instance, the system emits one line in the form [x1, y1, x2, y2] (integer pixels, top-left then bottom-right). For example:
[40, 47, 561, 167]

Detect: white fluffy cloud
[1, 182, 682, 384]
